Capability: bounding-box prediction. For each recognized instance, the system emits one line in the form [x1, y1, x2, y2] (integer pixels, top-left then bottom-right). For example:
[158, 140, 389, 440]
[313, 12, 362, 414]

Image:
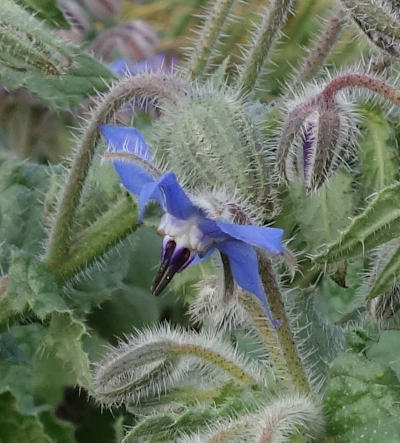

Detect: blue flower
[100, 124, 284, 327]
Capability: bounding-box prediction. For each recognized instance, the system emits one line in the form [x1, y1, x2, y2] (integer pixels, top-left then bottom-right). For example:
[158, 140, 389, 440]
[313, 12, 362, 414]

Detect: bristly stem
[45, 73, 183, 270]
[188, 0, 236, 80]
[51, 197, 138, 282]
[239, 292, 291, 384]
[257, 250, 310, 395]
[293, 8, 346, 88]
[321, 74, 400, 106]
[236, 0, 294, 95]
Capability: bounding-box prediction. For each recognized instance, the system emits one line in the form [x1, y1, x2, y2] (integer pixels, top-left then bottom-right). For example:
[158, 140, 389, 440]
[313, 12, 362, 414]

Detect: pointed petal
[215, 222, 284, 255]
[216, 240, 281, 328]
[138, 172, 198, 222]
[155, 172, 198, 220]
[100, 124, 155, 196]
[101, 124, 152, 160]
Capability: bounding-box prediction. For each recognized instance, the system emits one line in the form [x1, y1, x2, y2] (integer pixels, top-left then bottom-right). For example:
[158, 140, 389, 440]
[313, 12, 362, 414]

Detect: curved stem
[45, 73, 183, 269]
[321, 74, 400, 106]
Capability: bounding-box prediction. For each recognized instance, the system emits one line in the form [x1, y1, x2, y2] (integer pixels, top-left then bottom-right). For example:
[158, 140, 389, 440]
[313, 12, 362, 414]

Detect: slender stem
[236, 0, 294, 95]
[239, 292, 290, 383]
[257, 250, 310, 395]
[293, 8, 346, 88]
[188, 0, 236, 80]
[321, 74, 400, 106]
[51, 197, 138, 282]
[45, 73, 183, 269]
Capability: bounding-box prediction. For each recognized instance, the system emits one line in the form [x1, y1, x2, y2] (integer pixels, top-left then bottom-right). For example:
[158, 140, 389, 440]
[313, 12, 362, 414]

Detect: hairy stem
[257, 251, 310, 395]
[51, 197, 139, 282]
[293, 8, 346, 88]
[236, 0, 294, 95]
[239, 292, 291, 383]
[45, 73, 183, 269]
[188, 0, 236, 80]
[321, 73, 400, 106]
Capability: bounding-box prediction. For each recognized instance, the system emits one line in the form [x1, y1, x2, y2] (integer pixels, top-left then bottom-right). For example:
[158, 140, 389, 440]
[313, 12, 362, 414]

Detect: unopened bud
[83, 0, 122, 22]
[91, 20, 159, 62]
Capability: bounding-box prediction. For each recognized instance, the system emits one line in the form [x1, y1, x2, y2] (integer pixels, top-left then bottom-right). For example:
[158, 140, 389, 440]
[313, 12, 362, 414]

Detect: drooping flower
[100, 124, 284, 327]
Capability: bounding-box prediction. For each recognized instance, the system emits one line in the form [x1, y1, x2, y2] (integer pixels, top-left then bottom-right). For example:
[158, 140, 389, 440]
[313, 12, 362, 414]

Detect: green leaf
[0, 324, 43, 414]
[366, 241, 400, 300]
[38, 410, 76, 443]
[14, 0, 70, 28]
[41, 312, 91, 388]
[0, 160, 57, 270]
[324, 352, 400, 442]
[286, 170, 354, 252]
[358, 107, 398, 197]
[315, 182, 400, 264]
[0, 251, 68, 326]
[366, 331, 400, 382]
[0, 391, 52, 443]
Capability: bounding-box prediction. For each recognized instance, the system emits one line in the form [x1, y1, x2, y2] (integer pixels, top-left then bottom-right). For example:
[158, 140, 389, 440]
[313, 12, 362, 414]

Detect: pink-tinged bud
[91, 20, 159, 62]
[277, 91, 354, 193]
[59, 0, 91, 34]
[83, 0, 122, 22]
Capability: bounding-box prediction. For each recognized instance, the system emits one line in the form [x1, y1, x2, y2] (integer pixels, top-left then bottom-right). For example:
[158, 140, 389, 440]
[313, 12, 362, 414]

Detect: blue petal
[138, 172, 199, 222]
[100, 125, 155, 196]
[215, 222, 284, 255]
[216, 240, 281, 328]
[100, 124, 152, 161]
[190, 247, 215, 266]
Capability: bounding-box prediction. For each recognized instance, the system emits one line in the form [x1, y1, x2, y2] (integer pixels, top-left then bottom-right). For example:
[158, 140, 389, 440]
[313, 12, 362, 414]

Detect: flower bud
[83, 0, 122, 22]
[91, 20, 159, 62]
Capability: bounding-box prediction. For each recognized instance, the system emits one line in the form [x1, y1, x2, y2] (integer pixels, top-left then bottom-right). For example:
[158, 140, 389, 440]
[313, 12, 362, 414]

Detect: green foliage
[41, 312, 91, 389]
[0, 0, 115, 110]
[284, 170, 354, 252]
[0, 251, 68, 326]
[14, 0, 70, 28]
[315, 181, 400, 264]
[358, 107, 399, 196]
[325, 350, 400, 442]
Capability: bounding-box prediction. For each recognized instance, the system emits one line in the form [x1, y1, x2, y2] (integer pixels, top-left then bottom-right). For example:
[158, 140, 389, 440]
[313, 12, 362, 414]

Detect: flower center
[157, 213, 208, 252]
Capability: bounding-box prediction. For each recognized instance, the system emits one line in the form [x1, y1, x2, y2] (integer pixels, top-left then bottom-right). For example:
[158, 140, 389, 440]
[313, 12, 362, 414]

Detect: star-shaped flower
[101, 124, 284, 327]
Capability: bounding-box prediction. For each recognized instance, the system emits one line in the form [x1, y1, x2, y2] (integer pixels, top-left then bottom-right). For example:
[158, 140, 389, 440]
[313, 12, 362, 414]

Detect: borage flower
[100, 125, 284, 327]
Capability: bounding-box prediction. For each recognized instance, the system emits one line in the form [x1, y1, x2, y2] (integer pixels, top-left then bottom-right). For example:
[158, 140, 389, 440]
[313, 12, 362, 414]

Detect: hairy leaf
[325, 352, 400, 442]
[315, 182, 400, 264]
[14, 0, 70, 28]
[286, 170, 354, 252]
[359, 107, 398, 197]
[0, 251, 68, 326]
[41, 311, 91, 388]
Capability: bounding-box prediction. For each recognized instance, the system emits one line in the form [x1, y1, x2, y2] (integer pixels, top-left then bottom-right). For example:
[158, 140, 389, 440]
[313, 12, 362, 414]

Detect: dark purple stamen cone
[152, 240, 192, 296]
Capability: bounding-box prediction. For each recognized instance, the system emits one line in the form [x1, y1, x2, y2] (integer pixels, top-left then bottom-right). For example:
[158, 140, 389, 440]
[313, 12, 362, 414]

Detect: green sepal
[315, 182, 400, 264]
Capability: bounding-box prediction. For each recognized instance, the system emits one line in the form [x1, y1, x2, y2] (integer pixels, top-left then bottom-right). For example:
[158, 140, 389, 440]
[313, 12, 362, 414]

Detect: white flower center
[157, 213, 209, 252]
